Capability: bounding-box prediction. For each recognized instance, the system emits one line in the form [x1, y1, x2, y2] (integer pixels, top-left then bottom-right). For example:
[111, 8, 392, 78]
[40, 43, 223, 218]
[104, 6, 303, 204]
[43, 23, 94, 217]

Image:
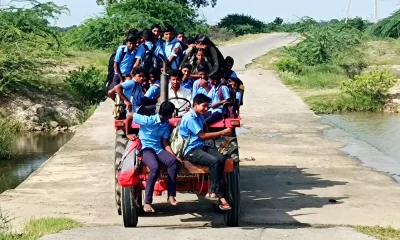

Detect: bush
[0, 119, 21, 159]
[208, 26, 235, 42]
[341, 69, 397, 104]
[218, 13, 265, 36]
[334, 48, 368, 79]
[369, 9, 400, 38]
[275, 57, 303, 74]
[65, 66, 106, 104]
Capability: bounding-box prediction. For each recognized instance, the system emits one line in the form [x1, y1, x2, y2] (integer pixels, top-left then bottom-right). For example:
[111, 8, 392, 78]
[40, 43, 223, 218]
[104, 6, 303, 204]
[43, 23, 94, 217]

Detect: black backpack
[140, 44, 159, 72]
[105, 47, 127, 93]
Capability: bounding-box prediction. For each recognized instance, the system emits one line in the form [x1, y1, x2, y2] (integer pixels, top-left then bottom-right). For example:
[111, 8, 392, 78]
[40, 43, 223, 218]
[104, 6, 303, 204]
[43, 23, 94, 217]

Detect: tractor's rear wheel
[115, 131, 128, 215]
[121, 186, 140, 227]
[224, 161, 240, 227]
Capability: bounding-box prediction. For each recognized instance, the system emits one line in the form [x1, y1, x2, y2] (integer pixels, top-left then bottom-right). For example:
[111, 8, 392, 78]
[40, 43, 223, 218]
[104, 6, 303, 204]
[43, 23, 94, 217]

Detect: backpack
[105, 47, 127, 94]
[141, 44, 160, 72]
[217, 85, 239, 119]
[170, 121, 191, 159]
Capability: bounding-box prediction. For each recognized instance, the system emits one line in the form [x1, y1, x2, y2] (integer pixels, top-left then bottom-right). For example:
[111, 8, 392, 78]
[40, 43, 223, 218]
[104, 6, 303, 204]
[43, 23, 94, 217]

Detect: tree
[96, 0, 217, 8]
[218, 13, 265, 36]
[273, 17, 283, 25]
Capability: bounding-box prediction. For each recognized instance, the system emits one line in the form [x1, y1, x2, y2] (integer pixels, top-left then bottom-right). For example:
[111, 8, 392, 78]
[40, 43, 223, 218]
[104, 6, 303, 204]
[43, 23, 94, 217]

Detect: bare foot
[127, 134, 137, 141]
[168, 196, 179, 206]
[143, 203, 155, 213]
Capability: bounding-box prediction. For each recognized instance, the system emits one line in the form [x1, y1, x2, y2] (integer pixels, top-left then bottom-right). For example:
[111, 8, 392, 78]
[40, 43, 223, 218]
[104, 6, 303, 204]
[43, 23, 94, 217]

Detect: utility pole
[346, 0, 352, 23]
[374, 0, 378, 23]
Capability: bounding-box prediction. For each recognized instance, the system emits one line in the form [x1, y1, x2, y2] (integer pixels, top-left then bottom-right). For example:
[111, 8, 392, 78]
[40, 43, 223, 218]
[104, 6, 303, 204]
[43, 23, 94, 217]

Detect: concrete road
[0, 33, 399, 239]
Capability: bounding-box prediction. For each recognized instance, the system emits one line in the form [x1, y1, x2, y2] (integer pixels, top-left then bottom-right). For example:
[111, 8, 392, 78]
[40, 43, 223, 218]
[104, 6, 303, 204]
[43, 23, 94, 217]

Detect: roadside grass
[0, 217, 82, 240]
[246, 47, 286, 70]
[215, 33, 268, 47]
[366, 40, 400, 66]
[356, 226, 400, 240]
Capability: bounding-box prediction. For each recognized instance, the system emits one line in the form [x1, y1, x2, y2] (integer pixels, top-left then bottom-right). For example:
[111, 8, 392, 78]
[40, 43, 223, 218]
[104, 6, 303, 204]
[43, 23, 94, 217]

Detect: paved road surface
[0, 33, 398, 239]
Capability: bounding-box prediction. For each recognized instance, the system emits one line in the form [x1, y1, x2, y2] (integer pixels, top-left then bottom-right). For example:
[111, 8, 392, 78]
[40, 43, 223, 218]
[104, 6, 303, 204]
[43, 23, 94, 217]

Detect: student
[192, 63, 211, 98]
[191, 48, 211, 80]
[168, 69, 192, 117]
[134, 29, 164, 71]
[224, 56, 238, 80]
[202, 73, 230, 125]
[151, 24, 164, 48]
[180, 37, 197, 67]
[180, 63, 194, 90]
[144, 68, 161, 100]
[179, 93, 232, 210]
[228, 78, 242, 103]
[110, 36, 138, 90]
[163, 25, 182, 70]
[114, 67, 146, 139]
[177, 32, 188, 52]
[195, 35, 226, 76]
[133, 101, 179, 213]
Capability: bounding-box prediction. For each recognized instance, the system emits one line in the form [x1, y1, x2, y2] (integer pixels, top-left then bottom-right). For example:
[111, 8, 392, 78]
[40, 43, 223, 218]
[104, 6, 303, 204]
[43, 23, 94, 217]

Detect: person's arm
[108, 88, 117, 101]
[115, 81, 134, 110]
[211, 86, 230, 108]
[134, 45, 144, 68]
[187, 115, 231, 140]
[133, 113, 153, 125]
[208, 47, 220, 76]
[163, 138, 175, 156]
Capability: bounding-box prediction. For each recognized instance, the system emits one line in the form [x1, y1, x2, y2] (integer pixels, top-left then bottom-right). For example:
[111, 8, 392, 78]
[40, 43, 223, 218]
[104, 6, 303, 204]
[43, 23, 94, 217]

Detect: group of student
[108, 24, 245, 213]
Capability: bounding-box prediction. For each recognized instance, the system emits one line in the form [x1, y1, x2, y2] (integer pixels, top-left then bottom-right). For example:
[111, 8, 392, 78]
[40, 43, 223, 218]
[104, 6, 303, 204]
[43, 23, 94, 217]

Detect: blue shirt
[181, 78, 194, 90]
[163, 38, 182, 70]
[179, 109, 205, 155]
[133, 114, 170, 154]
[114, 45, 137, 75]
[136, 42, 164, 60]
[144, 80, 160, 99]
[207, 83, 230, 113]
[192, 79, 211, 99]
[121, 79, 143, 112]
[236, 91, 242, 102]
[230, 71, 238, 78]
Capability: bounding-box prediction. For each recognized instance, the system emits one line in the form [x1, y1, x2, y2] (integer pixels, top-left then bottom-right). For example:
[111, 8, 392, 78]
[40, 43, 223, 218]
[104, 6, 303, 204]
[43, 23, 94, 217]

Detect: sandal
[219, 202, 231, 211]
[204, 193, 219, 202]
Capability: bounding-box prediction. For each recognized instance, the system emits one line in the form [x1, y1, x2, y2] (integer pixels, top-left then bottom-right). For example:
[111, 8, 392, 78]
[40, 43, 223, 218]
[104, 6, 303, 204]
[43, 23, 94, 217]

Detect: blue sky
[43, 0, 399, 27]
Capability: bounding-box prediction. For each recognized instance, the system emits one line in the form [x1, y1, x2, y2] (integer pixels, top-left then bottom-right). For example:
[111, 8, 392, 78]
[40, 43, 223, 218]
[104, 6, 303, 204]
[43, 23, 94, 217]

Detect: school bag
[105, 47, 127, 94]
[170, 121, 191, 159]
[141, 44, 160, 72]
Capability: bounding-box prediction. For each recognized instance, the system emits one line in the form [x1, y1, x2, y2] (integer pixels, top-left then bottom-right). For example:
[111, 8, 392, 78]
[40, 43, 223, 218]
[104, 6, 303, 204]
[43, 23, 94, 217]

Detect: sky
[35, 0, 400, 27]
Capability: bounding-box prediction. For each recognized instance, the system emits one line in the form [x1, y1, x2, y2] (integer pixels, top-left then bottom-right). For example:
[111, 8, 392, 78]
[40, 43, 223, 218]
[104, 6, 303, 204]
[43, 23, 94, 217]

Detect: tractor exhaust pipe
[156, 58, 169, 112]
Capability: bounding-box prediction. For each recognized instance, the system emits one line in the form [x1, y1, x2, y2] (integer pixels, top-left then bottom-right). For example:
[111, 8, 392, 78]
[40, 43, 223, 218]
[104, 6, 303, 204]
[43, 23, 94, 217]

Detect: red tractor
[112, 68, 241, 228]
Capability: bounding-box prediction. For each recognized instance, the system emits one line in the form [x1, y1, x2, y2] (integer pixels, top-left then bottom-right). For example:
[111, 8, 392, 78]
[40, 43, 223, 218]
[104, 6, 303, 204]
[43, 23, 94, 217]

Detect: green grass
[0, 119, 22, 159]
[0, 217, 82, 240]
[356, 226, 400, 240]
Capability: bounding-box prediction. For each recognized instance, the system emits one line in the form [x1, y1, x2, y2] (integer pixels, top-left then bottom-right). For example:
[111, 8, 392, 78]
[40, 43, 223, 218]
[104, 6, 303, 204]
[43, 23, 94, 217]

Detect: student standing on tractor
[192, 63, 211, 98]
[134, 30, 164, 70]
[132, 101, 180, 213]
[163, 25, 182, 70]
[202, 73, 231, 125]
[179, 93, 232, 210]
[180, 63, 194, 90]
[110, 36, 138, 90]
[151, 24, 164, 48]
[168, 69, 192, 117]
[195, 35, 226, 76]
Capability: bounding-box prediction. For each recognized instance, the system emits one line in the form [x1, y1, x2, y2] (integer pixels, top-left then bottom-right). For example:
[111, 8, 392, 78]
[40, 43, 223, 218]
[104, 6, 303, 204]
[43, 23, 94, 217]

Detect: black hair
[178, 32, 185, 36]
[195, 34, 216, 48]
[132, 66, 146, 75]
[151, 24, 162, 30]
[225, 56, 234, 64]
[127, 28, 138, 38]
[181, 63, 193, 71]
[168, 69, 183, 79]
[142, 29, 155, 42]
[159, 101, 175, 117]
[185, 37, 195, 45]
[164, 24, 175, 33]
[126, 36, 137, 44]
[193, 94, 211, 105]
[209, 72, 221, 81]
[229, 77, 243, 90]
[197, 62, 209, 73]
[149, 68, 161, 79]
[137, 31, 143, 37]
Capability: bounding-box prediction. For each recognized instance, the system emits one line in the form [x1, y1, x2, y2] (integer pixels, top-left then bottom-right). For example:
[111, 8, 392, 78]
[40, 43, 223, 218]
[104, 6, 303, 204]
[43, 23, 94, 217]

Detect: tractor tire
[224, 131, 240, 227]
[121, 186, 139, 227]
[115, 131, 128, 215]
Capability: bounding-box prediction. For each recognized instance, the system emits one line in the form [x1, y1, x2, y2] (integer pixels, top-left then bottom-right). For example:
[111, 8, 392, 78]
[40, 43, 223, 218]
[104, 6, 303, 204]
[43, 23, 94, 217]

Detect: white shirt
[169, 86, 192, 117]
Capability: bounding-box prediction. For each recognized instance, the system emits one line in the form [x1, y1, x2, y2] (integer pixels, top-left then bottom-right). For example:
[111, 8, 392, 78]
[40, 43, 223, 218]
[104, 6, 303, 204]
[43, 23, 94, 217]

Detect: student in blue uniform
[191, 63, 211, 99]
[133, 101, 179, 213]
[203, 73, 231, 125]
[134, 30, 164, 69]
[180, 63, 194, 90]
[163, 25, 182, 70]
[179, 94, 232, 210]
[144, 68, 161, 100]
[224, 56, 238, 81]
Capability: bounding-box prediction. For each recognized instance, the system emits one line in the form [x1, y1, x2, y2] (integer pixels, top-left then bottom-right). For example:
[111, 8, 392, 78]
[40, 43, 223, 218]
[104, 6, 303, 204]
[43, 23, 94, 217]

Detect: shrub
[334, 48, 368, 79]
[369, 9, 400, 38]
[278, 71, 300, 86]
[0, 119, 21, 159]
[208, 26, 235, 42]
[65, 66, 106, 104]
[275, 57, 303, 74]
[218, 13, 265, 36]
[341, 69, 397, 104]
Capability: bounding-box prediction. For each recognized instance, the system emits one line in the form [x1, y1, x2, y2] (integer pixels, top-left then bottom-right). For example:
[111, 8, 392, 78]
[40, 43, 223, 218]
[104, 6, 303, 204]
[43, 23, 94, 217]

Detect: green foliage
[65, 0, 204, 49]
[369, 9, 400, 38]
[65, 66, 106, 105]
[341, 69, 397, 104]
[334, 48, 368, 79]
[273, 17, 284, 25]
[275, 57, 303, 74]
[218, 13, 265, 36]
[208, 27, 235, 42]
[96, 0, 218, 8]
[357, 225, 400, 240]
[0, 119, 21, 159]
